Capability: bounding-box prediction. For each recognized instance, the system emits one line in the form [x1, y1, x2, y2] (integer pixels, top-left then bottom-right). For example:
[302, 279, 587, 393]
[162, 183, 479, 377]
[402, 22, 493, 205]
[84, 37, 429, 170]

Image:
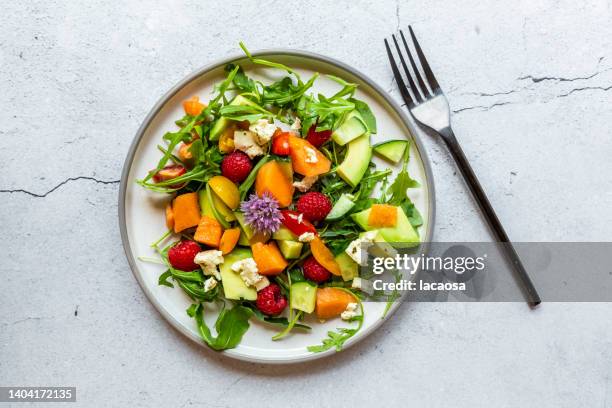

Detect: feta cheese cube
[293, 175, 318, 192]
[234, 130, 265, 158]
[298, 232, 315, 243]
[204, 277, 218, 292]
[231, 257, 269, 291]
[341, 302, 359, 320]
[291, 117, 301, 131]
[304, 147, 318, 163]
[249, 119, 277, 145]
[194, 250, 224, 280]
[351, 277, 362, 290]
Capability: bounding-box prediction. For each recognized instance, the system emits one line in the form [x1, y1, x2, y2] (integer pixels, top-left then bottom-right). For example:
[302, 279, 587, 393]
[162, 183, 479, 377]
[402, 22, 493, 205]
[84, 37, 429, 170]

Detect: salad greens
[138, 43, 422, 355]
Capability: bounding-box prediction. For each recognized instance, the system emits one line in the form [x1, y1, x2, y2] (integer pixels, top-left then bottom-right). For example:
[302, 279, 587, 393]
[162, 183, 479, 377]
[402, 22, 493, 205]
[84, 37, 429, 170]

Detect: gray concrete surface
[2, 0, 612, 407]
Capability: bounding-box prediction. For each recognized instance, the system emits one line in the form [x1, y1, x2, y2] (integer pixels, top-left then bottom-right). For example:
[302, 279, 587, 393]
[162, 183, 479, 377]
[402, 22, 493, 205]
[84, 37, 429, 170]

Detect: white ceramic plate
[119, 50, 435, 363]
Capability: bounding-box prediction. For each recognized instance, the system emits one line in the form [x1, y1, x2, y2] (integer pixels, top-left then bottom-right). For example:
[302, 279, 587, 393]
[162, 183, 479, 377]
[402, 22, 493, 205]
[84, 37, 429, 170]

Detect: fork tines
[384, 26, 441, 108]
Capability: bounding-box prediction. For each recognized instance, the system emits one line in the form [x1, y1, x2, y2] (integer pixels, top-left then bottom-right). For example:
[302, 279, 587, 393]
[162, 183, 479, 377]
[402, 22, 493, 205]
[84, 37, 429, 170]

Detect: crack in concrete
[0, 176, 120, 198]
[556, 84, 612, 98]
[453, 101, 514, 113]
[518, 64, 610, 84]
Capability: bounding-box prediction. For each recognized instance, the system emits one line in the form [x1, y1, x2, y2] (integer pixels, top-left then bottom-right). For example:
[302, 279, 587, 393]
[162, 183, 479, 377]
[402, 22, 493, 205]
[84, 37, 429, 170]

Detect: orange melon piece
[183, 96, 205, 116]
[165, 203, 174, 230]
[219, 228, 241, 254]
[368, 204, 398, 228]
[288, 134, 331, 177]
[251, 241, 288, 275]
[310, 237, 342, 276]
[194, 215, 223, 247]
[172, 192, 201, 233]
[255, 160, 295, 207]
[315, 287, 357, 319]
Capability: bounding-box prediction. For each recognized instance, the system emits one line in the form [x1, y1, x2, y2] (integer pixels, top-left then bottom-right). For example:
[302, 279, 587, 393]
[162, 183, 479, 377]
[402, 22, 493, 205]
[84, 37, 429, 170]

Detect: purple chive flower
[240, 192, 281, 235]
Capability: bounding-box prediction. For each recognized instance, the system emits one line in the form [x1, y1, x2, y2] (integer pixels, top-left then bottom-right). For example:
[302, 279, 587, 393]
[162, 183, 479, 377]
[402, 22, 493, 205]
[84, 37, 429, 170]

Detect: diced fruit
[255, 160, 294, 207]
[183, 96, 205, 116]
[325, 193, 355, 221]
[249, 231, 270, 245]
[152, 165, 186, 183]
[271, 130, 291, 156]
[368, 204, 398, 228]
[178, 142, 194, 165]
[218, 124, 237, 153]
[335, 252, 358, 281]
[168, 240, 201, 271]
[337, 133, 372, 187]
[278, 240, 303, 259]
[272, 225, 297, 241]
[256, 283, 287, 315]
[359, 230, 397, 258]
[234, 212, 255, 240]
[373, 140, 409, 163]
[165, 203, 174, 230]
[220, 248, 257, 301]
[238, 229, 250, 246]
[221, 151, 252, 183]
[302, 256, 331, 283]
[194, 215, 223, 247]
[296, 192, 332, 222]
[310, 237, 341, 276]
[288, 134, 331, 177]
[315, 287, 356, 319]
[219, 228, 241, 254]
[280, 210, 317, 236]
[352, 206, 419, 245]
[172, 192, 201, 233]
[291, 282, 317, 313]
[209, 95, 257, 141]
[251, 241, 288, 275]
[198, 186, 230, 228]
[332, 111, 367, 145]
[210, 187, 237, 223]
[208, 175, 240, 210]
[306, 125, 332, 147]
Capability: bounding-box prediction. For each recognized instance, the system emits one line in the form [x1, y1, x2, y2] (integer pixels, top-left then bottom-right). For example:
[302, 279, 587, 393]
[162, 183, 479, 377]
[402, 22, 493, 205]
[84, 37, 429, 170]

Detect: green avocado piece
[337, 133, 372, 187]
[351, 206, 419, 246]
[272, 225, 297, 241]
[234, 212, 254, 240]
[332, 111, 367, 145]
[326, 193, 355, 221]
[220, 248, 257, 301]
[200, 185, 230, 228]
[198, 189, 215, 219]
[373, 140, 409, 164]
[238, 229, 250, 246]
[290, 282, 317, 313]
[358, 230, 397, 258]
[335, 252, 359, 281]
[209, 95, 258, 141]
[277, 240, 303, 259]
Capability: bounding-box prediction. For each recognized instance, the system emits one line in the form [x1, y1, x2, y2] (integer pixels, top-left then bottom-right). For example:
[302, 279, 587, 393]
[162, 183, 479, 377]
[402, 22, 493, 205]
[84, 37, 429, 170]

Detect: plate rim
[118, 49, 436, 363]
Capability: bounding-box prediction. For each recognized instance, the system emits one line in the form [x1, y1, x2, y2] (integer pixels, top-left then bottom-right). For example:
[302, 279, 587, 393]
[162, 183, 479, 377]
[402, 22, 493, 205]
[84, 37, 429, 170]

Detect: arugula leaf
[158, 270, 174, 287]
[349, 98, 377, 133]
[386, 144, 420, 205]
[226, 63, 257, 93]
[193, 303, 254, 351]
[245, 303, 311, 330]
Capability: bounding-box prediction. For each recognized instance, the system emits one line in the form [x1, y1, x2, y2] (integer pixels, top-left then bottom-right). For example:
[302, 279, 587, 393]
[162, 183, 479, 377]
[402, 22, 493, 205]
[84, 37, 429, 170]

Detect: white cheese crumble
[291, 117, 301, 131]
[298, 232, 315, 243]
[234, 130, 265, 159]
[194, 250, 224, 280]
[287, 212, 304, 223]
[293, 175, 318, 192]
[345, 231, 377, 265]
[249, 119, 277, 145]
[351, 277, 362, 290]
[231, 258, 270, 291]
[204, 276, 218, 292]
[304, 146, 318, 163]
[341, 302, 359, 320]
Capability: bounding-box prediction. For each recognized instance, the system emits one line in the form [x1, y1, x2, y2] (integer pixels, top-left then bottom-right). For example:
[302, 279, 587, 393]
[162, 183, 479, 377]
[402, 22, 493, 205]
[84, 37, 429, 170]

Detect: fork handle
[440, 128, 541, 307]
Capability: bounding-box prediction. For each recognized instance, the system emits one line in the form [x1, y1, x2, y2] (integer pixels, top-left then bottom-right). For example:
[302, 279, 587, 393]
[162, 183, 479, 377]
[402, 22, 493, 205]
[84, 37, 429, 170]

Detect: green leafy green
[349, 98, 377, 133]
[192, 303, 254, 350]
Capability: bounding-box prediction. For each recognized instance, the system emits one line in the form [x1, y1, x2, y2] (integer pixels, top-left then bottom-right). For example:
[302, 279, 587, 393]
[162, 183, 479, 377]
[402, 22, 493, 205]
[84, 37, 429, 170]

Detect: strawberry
[168, 240, 201, 271]
[221, 151, 253, 183]
[306, 125, 332, 148]
[296, 192, 332, 222]
[302, 256, 331, 283]
[256, 284, 287, 315]
[271, 131, 291, 156]
[280, 210, 317, 236]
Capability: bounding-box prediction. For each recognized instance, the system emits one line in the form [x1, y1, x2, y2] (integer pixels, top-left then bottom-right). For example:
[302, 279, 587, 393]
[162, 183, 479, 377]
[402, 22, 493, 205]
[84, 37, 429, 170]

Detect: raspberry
[221, 151, 253, 183]
[168, 240, 201, 271]
[296, 192, 332, 222]
[306, 125, 332, 148]
[256, 284, 287, 316]
[302, 256, 331, 283]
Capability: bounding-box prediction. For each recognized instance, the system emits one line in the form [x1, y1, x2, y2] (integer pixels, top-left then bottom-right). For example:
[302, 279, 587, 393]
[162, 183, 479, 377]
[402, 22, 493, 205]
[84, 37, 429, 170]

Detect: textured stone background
[2, 0, 612, 407]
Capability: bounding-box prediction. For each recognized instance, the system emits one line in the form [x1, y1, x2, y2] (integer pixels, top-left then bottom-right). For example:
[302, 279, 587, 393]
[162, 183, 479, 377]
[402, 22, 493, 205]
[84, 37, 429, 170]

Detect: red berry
[256, 284, 287, 316]
[221, 151, 253, 183]
[306, 125, 332, 148]
[280, 210, 317, 236]
[296, 192, 332, 222]
[168, 240, 201, 271]
[302, 256, 331, 283]
[271, 131, 291, 156]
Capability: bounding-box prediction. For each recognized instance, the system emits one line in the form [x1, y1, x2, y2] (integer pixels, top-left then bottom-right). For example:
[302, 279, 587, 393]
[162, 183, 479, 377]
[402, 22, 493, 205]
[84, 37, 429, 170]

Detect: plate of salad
[119, 44, 434, 363]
